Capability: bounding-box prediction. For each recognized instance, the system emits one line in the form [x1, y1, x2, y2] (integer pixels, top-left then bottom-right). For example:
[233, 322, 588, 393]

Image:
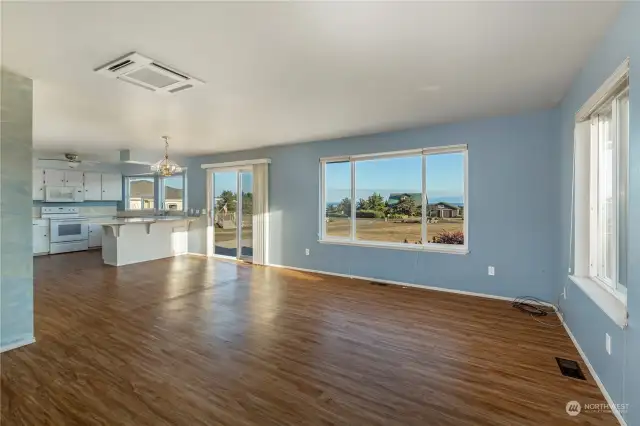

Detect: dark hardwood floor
[1, 251, 616, 425]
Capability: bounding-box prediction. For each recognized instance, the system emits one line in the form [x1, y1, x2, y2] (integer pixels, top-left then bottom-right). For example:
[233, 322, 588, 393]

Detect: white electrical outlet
[305, 248, 310, 256]
[488, 266, 495, 276]
[606, 333, 612, 355]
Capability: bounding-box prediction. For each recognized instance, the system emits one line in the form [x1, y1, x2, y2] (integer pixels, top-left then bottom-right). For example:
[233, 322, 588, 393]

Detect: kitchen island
[88, 216, 196, 266]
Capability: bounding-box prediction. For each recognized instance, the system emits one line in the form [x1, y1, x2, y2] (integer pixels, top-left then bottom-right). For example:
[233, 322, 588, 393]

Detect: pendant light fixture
[151, 136, 183, 176]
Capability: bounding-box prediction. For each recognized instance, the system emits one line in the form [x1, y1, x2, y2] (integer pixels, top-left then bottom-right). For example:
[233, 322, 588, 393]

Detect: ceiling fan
[38, 153, 101, 168]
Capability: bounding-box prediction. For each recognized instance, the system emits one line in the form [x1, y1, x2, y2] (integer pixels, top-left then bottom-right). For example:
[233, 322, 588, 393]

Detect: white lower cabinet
[88, 223, 103, 248]
[33, 220, 50, 255]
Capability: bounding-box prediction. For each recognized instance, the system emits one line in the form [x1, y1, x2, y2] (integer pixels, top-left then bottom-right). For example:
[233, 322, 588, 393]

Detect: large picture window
[320, 145, 467, 253]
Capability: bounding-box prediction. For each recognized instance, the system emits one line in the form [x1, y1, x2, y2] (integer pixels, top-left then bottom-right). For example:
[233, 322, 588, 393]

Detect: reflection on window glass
[354, 155, 422, 244]
[128, 177, 155, 210]
[162, 175, 184, 211]
[325, 161, 351, 238]
[426, 153, 465, 245]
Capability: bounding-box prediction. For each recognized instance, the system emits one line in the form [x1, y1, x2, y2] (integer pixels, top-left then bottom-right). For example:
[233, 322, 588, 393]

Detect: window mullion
[350, 161, 356, 241]
[611, 98, 619, 290]
[589, 117, 599, 278]
[319, 162, 325, 239]
[421, 154, 427, 245]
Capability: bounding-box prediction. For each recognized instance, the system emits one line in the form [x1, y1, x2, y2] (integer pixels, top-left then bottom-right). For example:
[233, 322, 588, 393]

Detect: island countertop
[88, 216, 196, 226]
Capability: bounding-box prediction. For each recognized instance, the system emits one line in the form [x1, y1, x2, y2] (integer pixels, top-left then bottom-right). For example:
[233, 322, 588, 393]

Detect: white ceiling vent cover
[94, 52, 204, 94]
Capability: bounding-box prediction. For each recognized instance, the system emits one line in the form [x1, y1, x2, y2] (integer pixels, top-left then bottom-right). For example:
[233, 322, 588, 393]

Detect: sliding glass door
[213, 171, 238, 257]
[239, 171, 253, 260]
[211, 168, 253, 261]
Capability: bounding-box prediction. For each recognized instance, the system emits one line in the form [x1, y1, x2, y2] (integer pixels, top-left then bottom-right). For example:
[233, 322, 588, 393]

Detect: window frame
[124, 173, 187, 212]
[588, 89, 628, 297]
[570, 59, 628, 327]
[158, 173, 187, 212]
[124, 175, 157, 211]
[318, 144, 468, 254]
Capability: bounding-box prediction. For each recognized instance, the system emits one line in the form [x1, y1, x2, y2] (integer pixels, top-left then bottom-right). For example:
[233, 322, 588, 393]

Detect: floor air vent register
[555, 357, 586, 380]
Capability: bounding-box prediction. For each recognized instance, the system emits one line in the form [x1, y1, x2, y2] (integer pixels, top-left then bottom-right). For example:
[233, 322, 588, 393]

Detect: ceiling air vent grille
[150, 62, 189, 80]
[94, 52, 204, 95]
[168, 84, 194, 94]
[108, 59, 135, 72]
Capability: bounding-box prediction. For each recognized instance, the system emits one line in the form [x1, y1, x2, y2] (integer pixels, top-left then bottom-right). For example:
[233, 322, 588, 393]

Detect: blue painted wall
[188, 108, 560, 301]
[0, 69, 34, 349]
[557, 3, 639, 424]
[186, 6, 639, 418]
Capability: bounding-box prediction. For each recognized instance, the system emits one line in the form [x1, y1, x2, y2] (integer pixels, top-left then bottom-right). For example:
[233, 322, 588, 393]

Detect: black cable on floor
[512, 296, 564, 327]
[512, 296, 552, 316]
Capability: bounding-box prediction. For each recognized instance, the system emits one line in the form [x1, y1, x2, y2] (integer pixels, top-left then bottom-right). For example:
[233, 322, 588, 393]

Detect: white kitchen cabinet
[44, 169, 65, 186]
[84, 172, 103, 200]
[101, 173, 122, 201]
[64, 170, 84, 187]
[33, 168, 45, 200]
[88, 223, 103, 248]
[33, 220, 49, 255]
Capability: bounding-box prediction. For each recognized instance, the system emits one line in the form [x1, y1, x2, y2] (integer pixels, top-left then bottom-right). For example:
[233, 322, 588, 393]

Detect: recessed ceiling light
[418, 85, 441, 92]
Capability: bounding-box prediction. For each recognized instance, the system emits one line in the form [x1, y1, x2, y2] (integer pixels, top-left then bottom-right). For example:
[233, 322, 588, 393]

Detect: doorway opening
[211, 168, 253, 262]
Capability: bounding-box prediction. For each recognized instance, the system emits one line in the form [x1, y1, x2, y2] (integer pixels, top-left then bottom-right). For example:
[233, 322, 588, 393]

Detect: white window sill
[568, 275, 627, 328]
[318, 239, 468, 255]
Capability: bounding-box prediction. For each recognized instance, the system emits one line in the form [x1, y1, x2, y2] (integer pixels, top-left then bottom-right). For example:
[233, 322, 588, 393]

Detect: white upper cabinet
[84, 172, 103, 200]
[64, 170, 84, 187]
[101, 173, 123, 201]
[44, 169, 65, 186]
[35, 168, 122, 202]
[33, 168, 45, 200]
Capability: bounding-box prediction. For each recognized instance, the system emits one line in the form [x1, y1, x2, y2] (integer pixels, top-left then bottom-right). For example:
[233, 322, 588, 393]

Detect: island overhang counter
[88, 217, 197, 266]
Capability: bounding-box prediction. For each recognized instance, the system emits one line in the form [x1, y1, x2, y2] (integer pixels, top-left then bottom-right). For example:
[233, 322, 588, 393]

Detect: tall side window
[160, 174, 186, 211]
[320, 145, 467, 253]
[125, 176, 155, 210]
[572, 59, 629, 325]
[589, 89, 628, 295]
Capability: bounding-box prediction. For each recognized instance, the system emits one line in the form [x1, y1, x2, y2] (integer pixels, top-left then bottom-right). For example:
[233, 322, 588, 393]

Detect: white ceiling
[2, 1, 621, 156]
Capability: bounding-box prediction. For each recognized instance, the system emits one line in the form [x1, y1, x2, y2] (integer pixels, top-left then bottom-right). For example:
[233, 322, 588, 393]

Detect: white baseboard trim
[267, 263, 522, 303]
[0, 336, 35, 353]
[267, 263, 622, 423]
[556, 309, 626, 426]
[186, 252, 208, 258]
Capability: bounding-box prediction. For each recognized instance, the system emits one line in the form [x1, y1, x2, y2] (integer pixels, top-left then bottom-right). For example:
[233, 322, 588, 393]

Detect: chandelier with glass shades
[151, 136, 183, 176]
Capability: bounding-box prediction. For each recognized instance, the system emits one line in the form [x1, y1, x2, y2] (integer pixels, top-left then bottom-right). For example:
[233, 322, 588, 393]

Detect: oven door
[50, 220, 89, 243]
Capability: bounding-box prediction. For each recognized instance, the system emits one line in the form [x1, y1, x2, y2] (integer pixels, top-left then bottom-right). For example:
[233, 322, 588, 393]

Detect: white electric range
[41, 207, 89, 254]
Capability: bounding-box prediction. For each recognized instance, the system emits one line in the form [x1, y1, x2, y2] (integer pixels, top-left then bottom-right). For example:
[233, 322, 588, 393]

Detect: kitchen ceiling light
[150, 136, 183, 176]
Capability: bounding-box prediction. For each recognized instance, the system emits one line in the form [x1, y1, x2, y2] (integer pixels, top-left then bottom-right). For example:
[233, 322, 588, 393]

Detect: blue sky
[213, 171, 253, 197]
[326, 153, 464, 204]
[209, 153, 464, 204]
